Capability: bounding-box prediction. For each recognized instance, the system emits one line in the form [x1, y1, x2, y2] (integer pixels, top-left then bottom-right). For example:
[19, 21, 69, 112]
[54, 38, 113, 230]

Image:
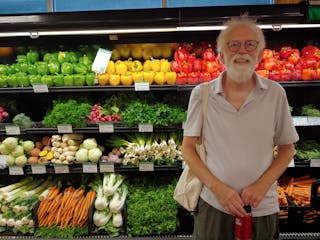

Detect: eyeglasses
[226, 40, 259, 52]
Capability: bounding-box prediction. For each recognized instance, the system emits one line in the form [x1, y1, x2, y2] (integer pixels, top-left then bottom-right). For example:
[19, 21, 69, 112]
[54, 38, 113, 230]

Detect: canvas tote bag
[173, 82, 210, 211]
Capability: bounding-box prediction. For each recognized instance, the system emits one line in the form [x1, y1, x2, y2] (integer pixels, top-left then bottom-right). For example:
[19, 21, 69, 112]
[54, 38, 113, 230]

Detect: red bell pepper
[201, 48, 215, 61]
[279, 46, 293, 60]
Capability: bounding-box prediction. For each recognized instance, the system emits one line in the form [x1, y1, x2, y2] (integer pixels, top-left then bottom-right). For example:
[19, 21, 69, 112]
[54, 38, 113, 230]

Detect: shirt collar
[213, 71, 268, 94]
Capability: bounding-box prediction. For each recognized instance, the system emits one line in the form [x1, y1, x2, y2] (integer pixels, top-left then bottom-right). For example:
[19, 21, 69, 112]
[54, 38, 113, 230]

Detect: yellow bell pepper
[115, 61, 127, 75]
[143, 71, 155, 85]
[106, 60, 115, 74]
[154, 72, 166, 85]
[109, 74, 121, 86]
[131, 60, 143, 72]
[165, 72, 176, 85]
[151, 59, 160, 72]
[97, 73, 109, 85]
[132, 72, 143, 82]
[120, 74, 133, 85]
[160, 59, 171, 73]
[143, 60, 152, 71]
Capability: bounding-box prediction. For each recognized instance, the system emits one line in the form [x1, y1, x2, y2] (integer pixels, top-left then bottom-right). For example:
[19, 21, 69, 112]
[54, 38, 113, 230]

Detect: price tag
[32, 84, 49, 93]
[5, 125, 21, 135]
[310, 159, 320, 167]
[91, 48, 112, 73]
[53, 164, 69, 174]
[82, 162, 98, 173]
[31, 164, 46, 174]
[134, 82, 150, 91]
[57, 124, 73, 133]
[0, 155, 7, 168]
[292, 116, 308, 126]
[99, 162, 115, 173]
[99, 123, 114, 133]
[139, 123, 153, 132]
[139, 162, 154, 171]
[9, 166, 24, 175]
[307, 117, 320, 126]
[288, 159, 295, 168]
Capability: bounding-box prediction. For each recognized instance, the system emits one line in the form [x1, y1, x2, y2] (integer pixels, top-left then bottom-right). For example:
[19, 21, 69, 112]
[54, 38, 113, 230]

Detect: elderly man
[182, 15, 299, 240]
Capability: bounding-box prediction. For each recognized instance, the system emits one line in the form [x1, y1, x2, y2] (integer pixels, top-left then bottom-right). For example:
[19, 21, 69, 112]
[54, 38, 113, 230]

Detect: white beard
[224, 53, 258, 84]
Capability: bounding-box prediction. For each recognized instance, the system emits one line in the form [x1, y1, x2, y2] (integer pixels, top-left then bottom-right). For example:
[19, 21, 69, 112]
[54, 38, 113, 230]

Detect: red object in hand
[235, 206, 252, 240]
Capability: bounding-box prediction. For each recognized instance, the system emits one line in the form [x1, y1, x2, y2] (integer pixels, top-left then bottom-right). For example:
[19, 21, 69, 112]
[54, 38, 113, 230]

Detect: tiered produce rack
[0, 1, 319, 239]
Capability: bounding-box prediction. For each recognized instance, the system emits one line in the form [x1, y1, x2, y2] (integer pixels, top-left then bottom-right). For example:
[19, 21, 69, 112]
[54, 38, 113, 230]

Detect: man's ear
[219, 52, 225, 64]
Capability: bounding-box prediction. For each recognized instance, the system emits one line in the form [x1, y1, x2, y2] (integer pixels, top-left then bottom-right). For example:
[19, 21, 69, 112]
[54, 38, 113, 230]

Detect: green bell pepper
[43, 53, 57, 63]
[16, 72, 30, 87]
[16, 55, 27, 63]
[36, 62, 49, 76]
[61, 62, 74, 75]
[27, 64, 38, 75]
[52, 74, 64, 87]
[48, 61, 60, 75]
[69, 51, 79, 63]
[73, 74, 86, 86]
[26, 50, 39, 64]
[74, 63, 88, 74]
[0, 75, 7, 87]
[0, 64, 9, 75]
[29, 75, 41, 85]
[6, 74, 18, 87]
[41, 75, 53, 87]
[79, 55, 91, 66]
[85, 73, 95, 86]
[63, 75, 74, 86]
[14, 62, 28, 73]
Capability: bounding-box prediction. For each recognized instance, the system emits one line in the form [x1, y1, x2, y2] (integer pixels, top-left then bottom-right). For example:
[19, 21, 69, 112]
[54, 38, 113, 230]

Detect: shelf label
[139, 162, 154, 171]
[31, 164, 47, 174]
[0, 155, 7, 169]
[57, 124, 73, 133]
[82, 162, 98, 173]
[92, 48, 112, 74]
[5, 125, 21, 135]
[307, 117, 320, 126]
[9, 166, 24, 175]
[310, 159, 320, 167]
[288, 159, 295, 168]
[53, 164, 69, 174]
[99, 162, 115, 173]
[139, 123, 153, 132]
[292, 116, 308, 126]
[99, 123, 114, 133]
[135, 82, 150, 91]
[32, 84, 49, 93]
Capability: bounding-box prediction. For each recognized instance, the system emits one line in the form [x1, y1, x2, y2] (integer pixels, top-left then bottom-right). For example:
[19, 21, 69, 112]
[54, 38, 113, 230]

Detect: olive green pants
[192, 198, 279, 240]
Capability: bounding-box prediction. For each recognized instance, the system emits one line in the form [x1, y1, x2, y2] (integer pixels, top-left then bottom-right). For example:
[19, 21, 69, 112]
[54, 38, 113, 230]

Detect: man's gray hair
[216, 15, 266, 54]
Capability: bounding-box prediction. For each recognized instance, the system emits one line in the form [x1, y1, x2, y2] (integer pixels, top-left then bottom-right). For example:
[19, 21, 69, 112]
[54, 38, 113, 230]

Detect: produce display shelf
[0, 81, 320, 94]
[0, 233, 320, 239]
[0, 125, 183, 135]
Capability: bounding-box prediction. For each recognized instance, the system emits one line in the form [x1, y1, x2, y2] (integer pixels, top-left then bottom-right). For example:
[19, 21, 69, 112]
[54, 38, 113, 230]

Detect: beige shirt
[183, 72, 299, 217]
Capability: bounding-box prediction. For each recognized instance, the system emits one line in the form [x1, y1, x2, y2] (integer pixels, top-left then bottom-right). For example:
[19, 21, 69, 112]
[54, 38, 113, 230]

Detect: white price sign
[139, 123, 153, 132]
[5, 125, 21, 135]
[54, 164, 69, 174]
[307, 117, 320, 126]
[9, 166, 24, 175]
[31, 164, 47, 174]
[32, 84, 49, 93]
[99, 123, 114, 133]
[139, 162, 154, 171]
[310, 159, 320, 167]
[292, 117, 308, 126]
[82, 162, 98, 173]
[99, 162, 115, 173]
[57, 124, 73, 133]
[134, 82, 150, 91]
[91, 48, 112, 73]
[288, 159, 295, 168]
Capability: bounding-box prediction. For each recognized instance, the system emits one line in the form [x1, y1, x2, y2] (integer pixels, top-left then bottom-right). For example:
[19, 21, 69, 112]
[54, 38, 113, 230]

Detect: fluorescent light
[1, 24, 320, 38]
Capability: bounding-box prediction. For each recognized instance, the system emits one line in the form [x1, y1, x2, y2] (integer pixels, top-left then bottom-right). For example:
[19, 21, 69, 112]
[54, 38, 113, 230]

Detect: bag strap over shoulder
[198, 82, 210, 144]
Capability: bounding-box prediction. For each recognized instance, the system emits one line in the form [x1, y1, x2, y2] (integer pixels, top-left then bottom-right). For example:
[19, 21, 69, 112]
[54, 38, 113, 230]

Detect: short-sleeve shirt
[183, 72, 299, 217]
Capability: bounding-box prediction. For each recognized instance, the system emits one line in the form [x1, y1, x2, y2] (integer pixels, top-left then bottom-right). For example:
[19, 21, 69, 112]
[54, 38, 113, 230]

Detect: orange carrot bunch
[37, 185, 96, 228]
